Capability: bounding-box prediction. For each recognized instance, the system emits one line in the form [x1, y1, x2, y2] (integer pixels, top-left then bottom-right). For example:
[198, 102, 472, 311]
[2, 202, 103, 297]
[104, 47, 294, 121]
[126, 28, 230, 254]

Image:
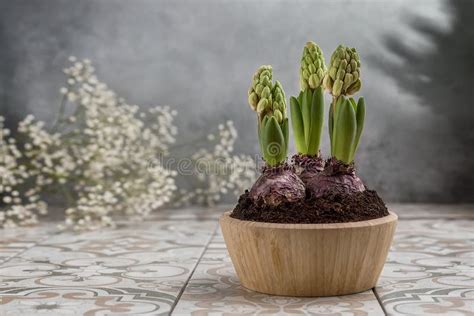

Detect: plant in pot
[308, 44, 366, 198]
[290, 41, 326, 185]
[221, 44, 398, 297]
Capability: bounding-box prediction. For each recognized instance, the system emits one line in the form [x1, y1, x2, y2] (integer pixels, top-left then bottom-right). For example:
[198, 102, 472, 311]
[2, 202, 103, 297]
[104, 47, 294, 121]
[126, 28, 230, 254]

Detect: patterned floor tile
[173, 228, 385, 316]
[376, 219, 474, 315]
[0, 220, 217, 315]
[1, 207, 472, 315]
[142, 207, 224, 222]
[0, 224, 57, 265]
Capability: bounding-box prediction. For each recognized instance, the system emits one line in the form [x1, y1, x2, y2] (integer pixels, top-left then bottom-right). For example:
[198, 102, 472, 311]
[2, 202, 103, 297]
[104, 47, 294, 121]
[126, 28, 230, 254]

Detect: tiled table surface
[0, 204, 472, 315]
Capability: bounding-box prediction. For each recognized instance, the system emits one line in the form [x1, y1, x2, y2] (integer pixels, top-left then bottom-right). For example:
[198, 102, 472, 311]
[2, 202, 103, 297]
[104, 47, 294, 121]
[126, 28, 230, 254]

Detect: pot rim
[220, 211, 397, 230]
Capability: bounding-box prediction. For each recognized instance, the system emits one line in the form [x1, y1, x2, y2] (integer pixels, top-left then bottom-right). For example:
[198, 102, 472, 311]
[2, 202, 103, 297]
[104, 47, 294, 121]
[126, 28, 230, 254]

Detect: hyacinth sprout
[324, 44, 363, 159]
[248, 65, 289, 166]
[247, 65, 305, 206]
[290, 42, 326, 157]
[324, 45, 365, 163]
[306, 44, 366, 198]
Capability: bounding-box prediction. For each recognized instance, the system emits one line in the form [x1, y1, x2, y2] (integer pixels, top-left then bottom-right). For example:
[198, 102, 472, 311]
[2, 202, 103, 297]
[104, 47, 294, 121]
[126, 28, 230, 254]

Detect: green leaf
[258, 115, 269, 157]
[349, 97, 357, 111]
[260, 119, 270, 162]
[307, 86, 324, 156]
[262, 116, 286, 166]
[334, 98, 356, 164]
[297, 90, 304, 109]
[281, 118, 289, 159]
[331, 96, 345, 156]
[302, 89, 313, 148]
[351, 97, 365, 161]
[329, 100, 335, 155]
[290, 96, 306, 154]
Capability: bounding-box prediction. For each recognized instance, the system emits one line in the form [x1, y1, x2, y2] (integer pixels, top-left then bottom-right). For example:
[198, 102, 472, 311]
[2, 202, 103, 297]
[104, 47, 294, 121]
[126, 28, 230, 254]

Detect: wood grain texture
[220, 211, 398, 297]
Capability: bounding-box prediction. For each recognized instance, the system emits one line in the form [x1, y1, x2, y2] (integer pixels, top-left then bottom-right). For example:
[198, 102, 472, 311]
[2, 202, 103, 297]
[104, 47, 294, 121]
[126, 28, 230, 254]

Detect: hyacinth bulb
[249, 165, 305, 206]
[306, 157, 365, 198]
[292, 153, 325, 183]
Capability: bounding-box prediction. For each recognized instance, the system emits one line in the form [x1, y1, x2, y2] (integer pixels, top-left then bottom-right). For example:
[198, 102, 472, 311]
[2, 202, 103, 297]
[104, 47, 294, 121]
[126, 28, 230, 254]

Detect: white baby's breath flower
[1, 58, 179, 230]
[0, 118, 49, 228]
[51, 58, 178, 230]
[174, 121, 256, 207]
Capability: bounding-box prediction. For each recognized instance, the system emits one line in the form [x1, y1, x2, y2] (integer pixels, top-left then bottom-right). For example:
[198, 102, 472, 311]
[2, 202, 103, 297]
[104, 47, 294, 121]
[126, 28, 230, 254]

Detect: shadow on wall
[374, 0, 474, 202]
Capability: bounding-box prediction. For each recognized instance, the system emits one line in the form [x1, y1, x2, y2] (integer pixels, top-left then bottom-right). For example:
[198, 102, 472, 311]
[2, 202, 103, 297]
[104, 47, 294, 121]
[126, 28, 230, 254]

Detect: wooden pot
[220, 211, 397, 297]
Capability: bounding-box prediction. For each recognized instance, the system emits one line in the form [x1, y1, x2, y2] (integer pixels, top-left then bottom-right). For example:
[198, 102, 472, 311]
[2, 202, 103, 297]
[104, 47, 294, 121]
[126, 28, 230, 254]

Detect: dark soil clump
[231, 189, 389, 224]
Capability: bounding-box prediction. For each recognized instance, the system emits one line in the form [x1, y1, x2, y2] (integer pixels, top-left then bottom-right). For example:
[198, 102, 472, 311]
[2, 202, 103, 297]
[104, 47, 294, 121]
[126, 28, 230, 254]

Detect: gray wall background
[1, 0, 473, 203]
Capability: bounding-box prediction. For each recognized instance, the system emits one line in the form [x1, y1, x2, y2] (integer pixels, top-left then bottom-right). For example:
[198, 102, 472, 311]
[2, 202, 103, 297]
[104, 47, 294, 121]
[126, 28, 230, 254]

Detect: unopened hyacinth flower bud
[248, 65, 287, 123]
[300, 41, 326, 91]
[324, 45, 361, 97]
[271, 80, 287, 123]
[248, 65, 273, 115]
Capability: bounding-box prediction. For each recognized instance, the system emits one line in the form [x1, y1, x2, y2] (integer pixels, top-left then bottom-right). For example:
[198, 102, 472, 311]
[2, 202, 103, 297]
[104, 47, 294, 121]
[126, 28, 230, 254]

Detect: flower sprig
[0, 117, 48, 228]
[56, 58, 179, 230]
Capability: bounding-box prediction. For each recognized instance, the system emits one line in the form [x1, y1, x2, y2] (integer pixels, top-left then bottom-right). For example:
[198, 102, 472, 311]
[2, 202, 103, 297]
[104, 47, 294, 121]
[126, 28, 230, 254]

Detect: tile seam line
[373, 287, 388, 316]
[169, 221, 219, 315]
[0, 225, 60, 266]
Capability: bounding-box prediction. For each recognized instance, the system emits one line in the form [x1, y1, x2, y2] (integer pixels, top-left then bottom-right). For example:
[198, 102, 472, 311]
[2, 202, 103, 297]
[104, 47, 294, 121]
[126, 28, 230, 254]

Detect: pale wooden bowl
[220, 211, 397, 297]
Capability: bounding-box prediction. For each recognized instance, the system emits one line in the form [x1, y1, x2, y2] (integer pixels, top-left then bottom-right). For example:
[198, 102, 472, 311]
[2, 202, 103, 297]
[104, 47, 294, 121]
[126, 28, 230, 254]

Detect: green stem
[51, 94, 67, 133]
[306, 86, 324, 156]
